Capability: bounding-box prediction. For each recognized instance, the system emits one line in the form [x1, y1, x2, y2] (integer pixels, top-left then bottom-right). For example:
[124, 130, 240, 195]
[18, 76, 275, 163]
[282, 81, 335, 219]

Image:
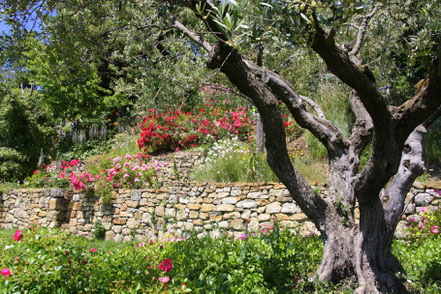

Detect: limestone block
[187, 204, 201, 210]
[113, 218, 126, 225]
[236, 199, 257, 209]
[126, 201, 139, 208]
[131, 190, 142, 201]
[281, 203, 301, 214]
[201, 203, 214, 212]
[216, 204, 235, 212]
[415, 193, 434, 206]
[165, 208, 176, 217]
[248, 218, 259, 232]
[223, 212, 240, 220]
[266, 202, 281, 214]
[49, 198, 66, 211]
[155, 206, 165, 217]
[189, 211, 199, 219]
[105, 231, 114, 241]
[258, 214, 271, 222]
[247, 192, 261, 199]
[229, 219, 245, 230]
[127, 218, 138, 229]
[222, 197, 238, 204]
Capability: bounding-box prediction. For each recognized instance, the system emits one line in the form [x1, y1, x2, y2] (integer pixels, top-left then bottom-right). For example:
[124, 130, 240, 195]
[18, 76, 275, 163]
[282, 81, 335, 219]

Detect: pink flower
[433, 228, 439, 234]
[13, 230, 22, 241]
[420, 207, 427, 213]
[158, 276, 170, 283]
[137, 242, 144, 247]
[1, 268, 10, 279]
[65, 250, 69, 255]
[91, 248, 96, 252]
[419, 222, 424, 228]
[238, 234, 247, 240]
[158, 258, 172, 273]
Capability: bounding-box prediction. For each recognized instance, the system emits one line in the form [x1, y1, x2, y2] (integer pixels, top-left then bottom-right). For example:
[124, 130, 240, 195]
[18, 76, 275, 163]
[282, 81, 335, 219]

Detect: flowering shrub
[24, 155, 166, 203]
[23, 159, 81, 188]
[1, 223, 440, 292]
[406, 204, 441, 240]
[137, 99, 256, 154]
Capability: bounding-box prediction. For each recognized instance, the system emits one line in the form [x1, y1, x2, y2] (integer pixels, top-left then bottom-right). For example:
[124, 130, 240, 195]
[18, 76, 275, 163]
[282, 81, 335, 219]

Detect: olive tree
[161, 0, 441, 292]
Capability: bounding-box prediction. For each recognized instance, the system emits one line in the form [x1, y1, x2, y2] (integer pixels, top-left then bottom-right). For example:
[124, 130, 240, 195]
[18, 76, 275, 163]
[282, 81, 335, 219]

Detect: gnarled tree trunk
[165, 1, 441, 292]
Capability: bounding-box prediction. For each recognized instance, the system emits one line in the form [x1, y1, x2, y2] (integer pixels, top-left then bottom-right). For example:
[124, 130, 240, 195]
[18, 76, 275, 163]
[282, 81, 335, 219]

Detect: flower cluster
[406, 205, 441, 239]
[25, 155, 166, 203]
[137, 100, 254, 154]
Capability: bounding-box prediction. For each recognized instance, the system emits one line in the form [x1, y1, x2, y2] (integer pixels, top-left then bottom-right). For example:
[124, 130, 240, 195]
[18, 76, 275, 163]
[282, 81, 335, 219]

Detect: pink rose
[13, 230, 22, 241]
[158, 276, 170, 283]
[1, 268, 10, 279]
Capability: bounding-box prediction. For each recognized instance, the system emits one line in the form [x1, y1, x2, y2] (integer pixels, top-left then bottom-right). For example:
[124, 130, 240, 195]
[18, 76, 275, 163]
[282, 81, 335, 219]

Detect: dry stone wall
[1, 182, 440, 241]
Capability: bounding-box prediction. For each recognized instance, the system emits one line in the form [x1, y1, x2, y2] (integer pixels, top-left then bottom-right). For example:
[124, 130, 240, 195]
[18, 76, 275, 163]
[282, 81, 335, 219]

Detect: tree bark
[164, 2, 441, 292]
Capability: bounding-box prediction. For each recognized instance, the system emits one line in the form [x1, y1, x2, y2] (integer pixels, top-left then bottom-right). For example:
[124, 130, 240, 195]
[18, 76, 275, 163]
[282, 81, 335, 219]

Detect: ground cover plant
[1, 216, 441, 293]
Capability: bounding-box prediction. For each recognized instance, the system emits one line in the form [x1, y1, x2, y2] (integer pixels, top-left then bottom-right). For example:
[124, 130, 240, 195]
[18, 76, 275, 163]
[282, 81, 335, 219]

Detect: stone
[229, 219, 245, 230]
[142, 213, 152, 223]
[49, 198, 65, 211]
[404, 203, 416, 215]
[193, 219, 203, 226]
[14, 208, 29, 219]
[165, 208, 176, 217]
[281, 203, 301, 214]
[72, 202, 82, 211]
[258, 214, 271, 221]
[223, 212, 240, 220]
[176, 210, 188, 221]
[415, 193, 434, 206]
[219, 221, 229, 228]
[236, 199, 257, 209]
[113, 218, 126, 225]
[290, 213, 307, 221]
[248, 218, 259, 232]
[216, 204, 235, 212]
[121, 203, 128, 211]
[127, 218, 138, 229]
[126, 201, 139, 208]
[222, 197, 238, 204]
[131, 190, 142, 201]
[189, 211, 199, 219]
[241, 210, 251, 220]
[155, 206, 165, 216]
[201, 203, 214, 212]
[187, 204, 201, 210]
[50, 188, 64, 197]
[247, 192, 261, 199]
[266, 202, 281, 214]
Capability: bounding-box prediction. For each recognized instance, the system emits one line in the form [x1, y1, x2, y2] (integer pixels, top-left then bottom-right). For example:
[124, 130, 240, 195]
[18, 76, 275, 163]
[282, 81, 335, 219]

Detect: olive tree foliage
[158, 0, 440, 293]
[0, 0, 222, 120]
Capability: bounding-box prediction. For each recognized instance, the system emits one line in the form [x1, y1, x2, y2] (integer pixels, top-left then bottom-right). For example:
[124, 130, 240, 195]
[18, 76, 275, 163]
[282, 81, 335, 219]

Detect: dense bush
[0, 93, 55, 182]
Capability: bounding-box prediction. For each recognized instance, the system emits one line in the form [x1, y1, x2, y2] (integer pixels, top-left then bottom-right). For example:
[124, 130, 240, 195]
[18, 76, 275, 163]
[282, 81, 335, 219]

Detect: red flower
[158, 258, 172, 273]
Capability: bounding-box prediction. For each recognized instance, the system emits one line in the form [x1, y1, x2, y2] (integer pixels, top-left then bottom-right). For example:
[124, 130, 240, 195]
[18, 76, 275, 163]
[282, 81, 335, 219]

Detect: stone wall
[1, 182, 440, 241]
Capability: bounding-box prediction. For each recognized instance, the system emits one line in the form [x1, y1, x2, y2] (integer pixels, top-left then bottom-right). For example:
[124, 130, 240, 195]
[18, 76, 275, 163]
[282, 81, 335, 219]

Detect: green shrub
[192, 138, 279, 183]
[0, 92, 55, 182]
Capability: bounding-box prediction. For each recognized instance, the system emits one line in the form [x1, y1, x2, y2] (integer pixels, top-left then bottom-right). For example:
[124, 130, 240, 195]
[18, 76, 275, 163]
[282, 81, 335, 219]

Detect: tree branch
[394, 47, 441, 137]
[169, 15, 213, 52]
[349, 5, 383, 56]
[311, 23, 391, 129]
[243, 59, 346, 155]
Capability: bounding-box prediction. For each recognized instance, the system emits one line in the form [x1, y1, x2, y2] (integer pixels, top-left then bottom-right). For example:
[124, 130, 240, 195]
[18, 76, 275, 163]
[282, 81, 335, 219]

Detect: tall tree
[162, 1, 441, 293]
